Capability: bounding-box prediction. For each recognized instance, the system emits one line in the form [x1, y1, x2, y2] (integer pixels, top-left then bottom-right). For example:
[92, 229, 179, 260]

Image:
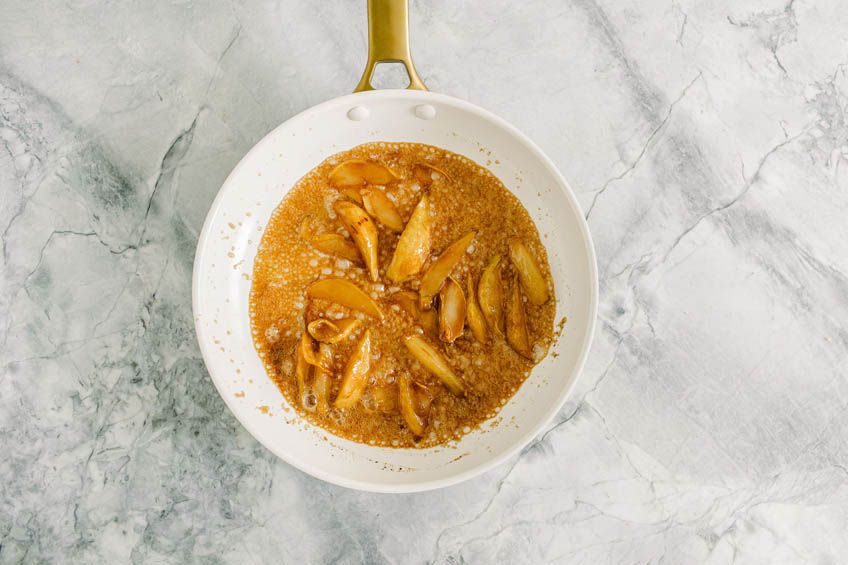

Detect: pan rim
[192, 89, 598, 492]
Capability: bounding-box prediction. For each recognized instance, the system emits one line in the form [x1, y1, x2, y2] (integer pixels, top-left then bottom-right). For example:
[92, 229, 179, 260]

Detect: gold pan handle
[354, 0, 428, 92]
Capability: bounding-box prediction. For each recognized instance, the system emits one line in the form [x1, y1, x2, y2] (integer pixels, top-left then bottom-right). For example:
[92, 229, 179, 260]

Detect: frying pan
[193, 0, 598, 492]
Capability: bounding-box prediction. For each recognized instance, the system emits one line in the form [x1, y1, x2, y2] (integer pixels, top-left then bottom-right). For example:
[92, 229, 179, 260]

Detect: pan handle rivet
[347, 106, 369, 121]
[414, 104, 436, 120]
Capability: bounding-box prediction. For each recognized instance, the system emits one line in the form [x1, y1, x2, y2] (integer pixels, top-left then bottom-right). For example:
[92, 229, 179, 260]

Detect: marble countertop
[3, 0, 848, 562]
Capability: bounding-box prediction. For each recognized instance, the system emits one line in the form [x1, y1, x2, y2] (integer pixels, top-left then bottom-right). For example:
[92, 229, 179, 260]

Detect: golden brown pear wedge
[307, 278, 384, 320]
[361, 187, 404, 232]
[419, 231, 476, 309]
[301, 216, 362, 264]
[413, 163, 453, 186]
[307, 317, 361, 344]
[391, 291, 437, 335]
[419, 308, 438, 336]
[398, 374, 426, 436]
[299, 216, 314, 241]
[372, 384, 398, 414]
[334, 330, 371, 409]
[508, 238, 549, 305]
[329, 159, 398, 187]
[340, 187, 363, 204]
[478, 254, 505, 336]
[506, 276, 533, 359]
[312, 344, 333, 413]
[294, 337, 311, 403]
[386, 194, 431, 282]
[392, 290, 439, 337]
[391, 291, 420, 318]
[309, 233, 363, 265]
[402, 334, 465, 396]
[465, 275, 489, 343]
[333, 200, 379, 280]
[299, 331, 330, 370]
[438, 277, 466, 343]
[413, 382, 435, 418]
[311, 369, 331, 413]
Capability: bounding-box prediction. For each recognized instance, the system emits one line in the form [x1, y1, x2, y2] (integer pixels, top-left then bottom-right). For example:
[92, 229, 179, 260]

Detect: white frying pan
[193, 0, 598, 493]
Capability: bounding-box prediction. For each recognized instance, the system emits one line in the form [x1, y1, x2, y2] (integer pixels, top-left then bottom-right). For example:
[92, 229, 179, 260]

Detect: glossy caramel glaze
[250, 143, 555, 447]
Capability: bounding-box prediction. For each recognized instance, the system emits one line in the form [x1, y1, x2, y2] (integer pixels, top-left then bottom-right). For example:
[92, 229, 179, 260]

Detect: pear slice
[391, 291, 420, 317]
[334, 330, 371, 409]
[413, 162, 453, 186]
[386, 194, 431, 282]
[307, 317, 361, 344]
[391, 291, 437, 335]
[312, 344, 333, 413]
[333, 200, 379, 280]
[372, 383, 399, 414]
[294, 336, 311, 402]
[465, 274, 489, 343]
[299, 216, 315, 241]
[419, 231, 476, 309]
[508, 238, 549, 305]
[419, 308, 438, 336]
[298, 331, 330, 370]
[412, 382, 434, 419]
[301, 215, 362, 264]
[307, 278, 384, 320]
[340, 187, 363, 204]
[309, 233, 363, 265]
[361, 187, 404, 232]
[398, 374, 426, 436]
[506, 275, 533, 359]
[402, 334, 465, 396]
[438, 277, 466, 343]
[478, 254, 504, 337]
[329, 159, 397, 187]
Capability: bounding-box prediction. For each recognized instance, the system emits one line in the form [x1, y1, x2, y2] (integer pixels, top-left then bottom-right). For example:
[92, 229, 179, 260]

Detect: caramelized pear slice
[392, 291, 437, 335]
[299, 216, 315, 240]
[413, 382, 435, 418]
[386, 194, 431, 282]
[333, 200, 379, 280]
[310, 233, 363, 265]
[329, 159, 398, 187]
[478, 254, 504, 337]
[307, 317, 361, 344]
[299, 331, 330, 370]
[506, 276, 533, 359]
[372, 383, 399, 414]
[508, 238, 549, 305]
[419, 308, 438, 336]
[294, 337, 311, 402]
[413, 162, 453, 185]
[361, 187, 404, 232]
[334, 330, 371, 409]
[391, 291, 420, 318]
[419, 231, 476, 309]
[398, 374, 426, 436]
[340, 187, 363, 204]
[312, 344, 333, 413]
[465, 275, 489, 343]
[402, 335, 465, 396]
[301, 215, 362, 264]
[438, 277, 466, 343]
[307, 278, 384, 320]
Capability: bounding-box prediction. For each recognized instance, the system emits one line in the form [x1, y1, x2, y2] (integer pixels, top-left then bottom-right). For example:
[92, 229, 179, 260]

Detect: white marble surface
[2, 0, 848, 562]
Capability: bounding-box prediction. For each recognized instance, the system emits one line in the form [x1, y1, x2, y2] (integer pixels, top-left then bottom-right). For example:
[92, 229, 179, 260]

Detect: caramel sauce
[249, 143, 555, 447]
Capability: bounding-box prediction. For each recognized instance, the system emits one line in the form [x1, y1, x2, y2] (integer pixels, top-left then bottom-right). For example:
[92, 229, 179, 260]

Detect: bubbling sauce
[249, 142, 555, 448]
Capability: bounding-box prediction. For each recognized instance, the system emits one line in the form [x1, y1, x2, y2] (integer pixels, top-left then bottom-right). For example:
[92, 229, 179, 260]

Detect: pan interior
[193, 89, 597, 492]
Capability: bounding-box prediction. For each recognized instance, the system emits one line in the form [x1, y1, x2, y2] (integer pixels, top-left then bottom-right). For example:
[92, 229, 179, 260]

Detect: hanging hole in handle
[369, 61, 412, 90]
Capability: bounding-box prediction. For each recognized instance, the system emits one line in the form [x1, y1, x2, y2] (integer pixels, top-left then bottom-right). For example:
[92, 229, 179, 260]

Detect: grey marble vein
[2, 0, 848, 563]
